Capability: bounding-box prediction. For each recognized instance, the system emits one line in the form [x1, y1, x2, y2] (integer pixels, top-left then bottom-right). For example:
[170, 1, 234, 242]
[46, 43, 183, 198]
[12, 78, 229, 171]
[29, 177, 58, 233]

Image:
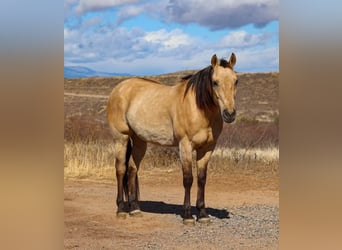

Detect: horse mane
[183, 58, 230, 111]
[183, 66, 215, 111]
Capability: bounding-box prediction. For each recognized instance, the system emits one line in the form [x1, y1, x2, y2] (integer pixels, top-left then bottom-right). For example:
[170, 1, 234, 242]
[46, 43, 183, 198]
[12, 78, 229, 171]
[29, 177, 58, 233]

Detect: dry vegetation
[64, 72, 279, 179]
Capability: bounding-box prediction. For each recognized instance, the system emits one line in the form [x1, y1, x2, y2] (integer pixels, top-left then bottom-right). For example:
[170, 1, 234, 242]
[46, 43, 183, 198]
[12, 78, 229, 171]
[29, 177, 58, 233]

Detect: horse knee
[197, 171, 207, 187]
[127, 159, 138, 174]
[115, 164, 126, 176]
[197, 177, 206, 189]
[183, 172, 193, 187]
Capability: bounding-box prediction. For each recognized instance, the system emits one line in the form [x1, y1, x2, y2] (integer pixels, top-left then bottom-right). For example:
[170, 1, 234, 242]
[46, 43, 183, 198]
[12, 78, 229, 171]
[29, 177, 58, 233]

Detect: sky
[64, 0, 279, 75]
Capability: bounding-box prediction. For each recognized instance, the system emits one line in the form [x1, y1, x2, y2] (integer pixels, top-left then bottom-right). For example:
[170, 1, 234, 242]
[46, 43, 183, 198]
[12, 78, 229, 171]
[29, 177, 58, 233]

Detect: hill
[64, 66, 131, 78]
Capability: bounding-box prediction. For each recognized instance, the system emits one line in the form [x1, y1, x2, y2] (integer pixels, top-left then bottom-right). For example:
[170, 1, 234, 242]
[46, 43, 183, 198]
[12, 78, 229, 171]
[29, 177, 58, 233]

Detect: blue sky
[64, 0, 279, 75]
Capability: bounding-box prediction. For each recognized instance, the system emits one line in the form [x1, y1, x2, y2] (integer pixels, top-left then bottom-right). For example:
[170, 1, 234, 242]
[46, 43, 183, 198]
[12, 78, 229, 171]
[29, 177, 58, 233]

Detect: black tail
[123, 139, 140, 201]
[123, 139, 132, 202]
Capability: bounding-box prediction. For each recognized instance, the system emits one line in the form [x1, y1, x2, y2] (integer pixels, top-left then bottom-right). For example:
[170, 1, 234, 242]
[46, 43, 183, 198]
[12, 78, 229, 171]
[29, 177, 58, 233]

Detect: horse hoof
[198, 217, 211, 224]
[129, 209, 143, 217]
[183, 218, 195, 225]
[116, 212, 127, 219]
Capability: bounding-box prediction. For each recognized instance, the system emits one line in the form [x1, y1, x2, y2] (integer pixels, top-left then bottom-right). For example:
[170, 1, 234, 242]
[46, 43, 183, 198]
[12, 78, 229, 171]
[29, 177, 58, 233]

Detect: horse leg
[113, 135, 130, 217]
[179, 138, 194, 224]
[196, 145, 215, 223]
[127, 135, 147, 216]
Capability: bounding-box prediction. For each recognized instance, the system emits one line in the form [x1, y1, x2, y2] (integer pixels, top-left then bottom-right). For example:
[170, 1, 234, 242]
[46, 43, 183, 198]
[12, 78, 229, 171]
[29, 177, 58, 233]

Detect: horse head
[211, 53, 238, 123]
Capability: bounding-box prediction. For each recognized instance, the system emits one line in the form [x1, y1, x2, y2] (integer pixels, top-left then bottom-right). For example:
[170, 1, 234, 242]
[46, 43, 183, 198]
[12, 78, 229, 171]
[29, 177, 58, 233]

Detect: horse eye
[213, 81, 219, 86]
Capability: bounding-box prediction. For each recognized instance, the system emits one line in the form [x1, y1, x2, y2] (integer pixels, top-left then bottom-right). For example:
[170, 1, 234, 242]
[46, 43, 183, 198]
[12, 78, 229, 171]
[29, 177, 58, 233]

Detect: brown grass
[64, 140, 278, 180]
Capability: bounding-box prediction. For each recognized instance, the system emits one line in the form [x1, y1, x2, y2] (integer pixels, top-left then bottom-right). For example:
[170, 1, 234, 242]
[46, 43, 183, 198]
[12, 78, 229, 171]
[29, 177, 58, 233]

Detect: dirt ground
[64, 168, 279, 249]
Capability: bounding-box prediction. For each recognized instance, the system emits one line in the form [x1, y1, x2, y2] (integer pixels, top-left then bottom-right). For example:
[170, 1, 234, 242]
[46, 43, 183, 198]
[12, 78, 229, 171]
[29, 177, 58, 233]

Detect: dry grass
[64, 141, 115, 179]
[64, 141, 278, 180]
[213, 147, 279, 164]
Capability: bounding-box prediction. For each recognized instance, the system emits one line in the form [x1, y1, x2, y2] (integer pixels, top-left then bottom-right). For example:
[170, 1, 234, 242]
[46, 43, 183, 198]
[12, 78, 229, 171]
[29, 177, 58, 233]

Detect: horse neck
[180, 81, 221, 124]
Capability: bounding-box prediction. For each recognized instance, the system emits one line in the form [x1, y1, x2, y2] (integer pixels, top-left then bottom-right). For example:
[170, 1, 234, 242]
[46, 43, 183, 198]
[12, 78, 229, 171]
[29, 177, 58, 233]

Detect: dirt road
[64, 168, 278, 249]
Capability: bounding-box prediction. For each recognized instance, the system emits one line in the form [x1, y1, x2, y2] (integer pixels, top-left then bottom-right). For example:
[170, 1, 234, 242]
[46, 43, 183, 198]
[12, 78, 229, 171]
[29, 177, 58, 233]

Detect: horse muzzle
[222, 109, 236, 123]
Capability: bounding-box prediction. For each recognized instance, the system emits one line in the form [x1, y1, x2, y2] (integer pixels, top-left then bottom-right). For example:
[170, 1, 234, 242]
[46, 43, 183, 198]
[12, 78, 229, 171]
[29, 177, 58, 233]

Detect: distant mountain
[64, 66, 131, 78]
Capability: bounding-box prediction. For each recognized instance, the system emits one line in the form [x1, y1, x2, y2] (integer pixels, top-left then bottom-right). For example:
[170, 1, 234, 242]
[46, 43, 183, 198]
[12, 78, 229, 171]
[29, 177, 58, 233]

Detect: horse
[107, 53, 238, 224]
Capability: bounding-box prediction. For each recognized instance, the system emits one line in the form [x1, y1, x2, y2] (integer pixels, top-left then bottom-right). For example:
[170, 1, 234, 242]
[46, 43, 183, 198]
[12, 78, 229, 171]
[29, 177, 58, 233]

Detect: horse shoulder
[174, 90, 223, 148]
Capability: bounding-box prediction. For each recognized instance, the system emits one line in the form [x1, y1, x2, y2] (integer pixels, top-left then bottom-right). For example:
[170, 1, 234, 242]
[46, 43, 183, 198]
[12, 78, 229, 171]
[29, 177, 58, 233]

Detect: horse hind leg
[126, 135, 147, 216]
[113, 135, 130, 218]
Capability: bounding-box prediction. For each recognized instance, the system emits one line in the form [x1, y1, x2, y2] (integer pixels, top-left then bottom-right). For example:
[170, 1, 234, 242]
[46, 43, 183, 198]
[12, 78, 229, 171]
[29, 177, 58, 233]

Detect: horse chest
[191, 128, 215, 148]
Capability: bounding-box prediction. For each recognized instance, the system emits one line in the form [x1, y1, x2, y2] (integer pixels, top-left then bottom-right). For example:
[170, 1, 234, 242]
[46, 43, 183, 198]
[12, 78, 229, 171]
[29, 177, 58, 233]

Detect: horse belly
[127, 114, 176, 146]
[125, 85, 178, 146]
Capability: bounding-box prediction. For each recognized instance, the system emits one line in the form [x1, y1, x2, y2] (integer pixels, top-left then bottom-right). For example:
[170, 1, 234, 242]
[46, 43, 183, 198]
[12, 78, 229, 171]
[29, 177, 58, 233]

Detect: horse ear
[211, 54, 218, 67]
[228, 53, 236, 69]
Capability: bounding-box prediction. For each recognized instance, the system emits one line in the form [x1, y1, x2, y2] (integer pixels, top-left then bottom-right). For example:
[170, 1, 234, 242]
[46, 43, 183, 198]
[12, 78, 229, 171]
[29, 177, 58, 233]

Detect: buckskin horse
[107, 53, 238, 224]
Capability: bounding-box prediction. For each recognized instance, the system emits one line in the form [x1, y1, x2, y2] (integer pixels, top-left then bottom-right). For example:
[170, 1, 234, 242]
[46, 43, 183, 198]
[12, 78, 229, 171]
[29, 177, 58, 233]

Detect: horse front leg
[179, 138, 194, 224]
[196, 145, 215, 223]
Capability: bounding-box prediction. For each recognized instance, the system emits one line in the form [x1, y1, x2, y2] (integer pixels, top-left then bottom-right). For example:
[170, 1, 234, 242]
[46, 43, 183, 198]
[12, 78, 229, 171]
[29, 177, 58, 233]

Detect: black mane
[183, 58, 230, 111]
[183, 66, 215, 111]
[219, 58, 230, 68]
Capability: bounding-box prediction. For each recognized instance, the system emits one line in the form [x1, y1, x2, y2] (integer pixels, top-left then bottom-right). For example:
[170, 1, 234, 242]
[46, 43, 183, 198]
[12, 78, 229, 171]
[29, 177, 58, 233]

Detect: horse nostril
[223, 109, 236, 117]
[222, 109, 236, 123]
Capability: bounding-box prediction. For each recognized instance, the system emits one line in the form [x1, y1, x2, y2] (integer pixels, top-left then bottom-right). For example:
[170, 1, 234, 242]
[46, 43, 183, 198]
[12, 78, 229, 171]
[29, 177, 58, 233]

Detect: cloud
[74, 0, 139, 14]
[65, 24, 147, 64]
[144, 29, 191, 49]
[67, 0, 278, 30]
[64, 24, 197, 65]
[116, 5, 145, 25]
[166, 0, 278, 29]
[80, 45, 278, 75]
[145, 0, 279, 30]
[235, 46, 279, 72]
[64, 21, 278, 74]
[64, 1, 279, 74]
[218, 30, 272, 48]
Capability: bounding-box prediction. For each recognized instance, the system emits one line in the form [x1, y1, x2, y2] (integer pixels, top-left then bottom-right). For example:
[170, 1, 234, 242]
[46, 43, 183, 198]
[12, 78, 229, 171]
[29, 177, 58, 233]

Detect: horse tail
[123, 139, 132, 202]
[136, 165, 140, 201]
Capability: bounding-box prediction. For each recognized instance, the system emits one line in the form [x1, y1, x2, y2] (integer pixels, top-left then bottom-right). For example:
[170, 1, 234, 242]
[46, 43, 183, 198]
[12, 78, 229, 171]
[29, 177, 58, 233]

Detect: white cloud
[218, 30, 271, 48]
[83, 45, 278, 75]
[64, 23, 278, 74]
[234, 47, 279, 72]
[116, 5, 145, 24]
[74, 0, 139, 14]
[144, 29, 191, 49]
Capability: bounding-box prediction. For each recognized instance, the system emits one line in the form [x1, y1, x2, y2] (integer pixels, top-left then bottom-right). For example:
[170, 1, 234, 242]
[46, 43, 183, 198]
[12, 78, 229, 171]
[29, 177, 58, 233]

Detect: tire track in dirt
[64, 92, 108, 99]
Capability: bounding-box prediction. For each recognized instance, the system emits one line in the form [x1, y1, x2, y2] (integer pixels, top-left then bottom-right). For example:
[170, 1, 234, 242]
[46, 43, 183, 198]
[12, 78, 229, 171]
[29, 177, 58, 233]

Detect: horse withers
[107, 53, 238, 224]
